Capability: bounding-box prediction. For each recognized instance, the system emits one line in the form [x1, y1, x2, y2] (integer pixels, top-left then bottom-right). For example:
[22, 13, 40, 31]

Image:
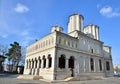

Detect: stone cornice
[56, 46, 103, 58]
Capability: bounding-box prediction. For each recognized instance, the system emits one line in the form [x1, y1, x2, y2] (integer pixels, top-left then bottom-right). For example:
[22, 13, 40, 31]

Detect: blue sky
[0, 0, 120, 65]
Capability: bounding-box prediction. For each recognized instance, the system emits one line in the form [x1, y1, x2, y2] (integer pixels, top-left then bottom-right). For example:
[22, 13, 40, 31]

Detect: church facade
[24, 14, 114, 80]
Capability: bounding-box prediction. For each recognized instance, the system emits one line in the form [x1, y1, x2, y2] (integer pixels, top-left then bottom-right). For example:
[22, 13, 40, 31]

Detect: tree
[19, 46, 26, 65]
[0, 44, 8, 56]
[6, 42, 21, 72]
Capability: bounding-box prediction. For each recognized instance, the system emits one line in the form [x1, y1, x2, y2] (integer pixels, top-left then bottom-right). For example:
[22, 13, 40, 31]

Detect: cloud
[14, 3, 29, 13]
[99, 6, 120, 18]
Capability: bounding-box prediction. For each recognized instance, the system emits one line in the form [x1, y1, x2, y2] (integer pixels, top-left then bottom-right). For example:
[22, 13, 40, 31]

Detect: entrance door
[69, 56, 74, 77]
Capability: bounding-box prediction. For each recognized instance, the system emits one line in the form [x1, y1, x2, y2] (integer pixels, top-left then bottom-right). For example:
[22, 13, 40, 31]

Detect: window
[91, 49, 93, 53]
[69, 56, 74, 68]
[90, 58, 94, 71]
[59, 55, 65, 68]
[99, 59, 102, 71]
[106, 61, 110, 71]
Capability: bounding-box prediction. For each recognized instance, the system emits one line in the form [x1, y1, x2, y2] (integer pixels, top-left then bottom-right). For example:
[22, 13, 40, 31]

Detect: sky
[0, 0, 120, 65]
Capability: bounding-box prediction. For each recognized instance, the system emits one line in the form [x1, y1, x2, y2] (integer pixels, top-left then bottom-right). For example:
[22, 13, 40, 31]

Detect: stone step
[64, 77, 78, 81]
[17, 75, 43, 80]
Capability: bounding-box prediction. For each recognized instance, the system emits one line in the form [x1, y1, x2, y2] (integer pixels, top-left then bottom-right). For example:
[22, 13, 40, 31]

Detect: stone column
[37, 59, 40, 68]
[36, 59, 40, 75]
[28, 61, 30, 69]
[30, 60, 33, 69]
[25, 60, 27, 69]
[46, 58, 49, 68]
[94, 58, 96, 72]
[33, 60, 36, 69]
[84, 57, 86, 72]
[41, 59, 44, 68]
[30, 61, 32, 69]
[65, 58, 69, 70]
[74, 58, 77, 76]
[27, 61, 28, 69]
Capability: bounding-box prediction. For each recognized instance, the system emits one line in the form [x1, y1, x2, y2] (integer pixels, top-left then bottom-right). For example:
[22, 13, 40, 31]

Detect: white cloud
[14, 3, 29, 13]
[99, 6, 120, 18]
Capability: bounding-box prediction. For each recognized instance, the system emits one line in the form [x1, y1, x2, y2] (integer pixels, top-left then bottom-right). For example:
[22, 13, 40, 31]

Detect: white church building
[24, 14, 114, 80]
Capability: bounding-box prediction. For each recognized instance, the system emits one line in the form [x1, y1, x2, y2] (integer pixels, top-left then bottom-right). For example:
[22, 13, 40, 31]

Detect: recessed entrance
[69, 56, 74, 77]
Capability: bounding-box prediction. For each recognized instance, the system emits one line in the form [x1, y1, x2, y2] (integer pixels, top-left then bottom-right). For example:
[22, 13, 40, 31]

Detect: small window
[91, 49, 93, 53]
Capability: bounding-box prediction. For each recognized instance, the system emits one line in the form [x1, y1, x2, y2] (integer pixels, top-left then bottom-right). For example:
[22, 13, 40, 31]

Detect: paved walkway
[0, 73, 120, 84]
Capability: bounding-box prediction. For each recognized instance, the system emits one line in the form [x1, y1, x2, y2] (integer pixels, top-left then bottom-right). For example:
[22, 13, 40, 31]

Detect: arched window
[43, 56, 46, 68]
[69, 56, 74, 68]
[59, 55, 65, 68]
[48, 54, 52, 68]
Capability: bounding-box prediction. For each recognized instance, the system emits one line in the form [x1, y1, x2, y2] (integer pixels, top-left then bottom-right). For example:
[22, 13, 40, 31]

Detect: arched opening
[48, 54, 52, 68]
[90, 58, 94, 71]
[43, 56, 46, 68]
[38, 57, 41, 68]
[69, 56, 74, 77]
[106, 61, 110, 71]
[32, 59, 34, 68]
[35, 58, 37, 68]
[69, 56, 74, 69]
[59, 55, 65, 68]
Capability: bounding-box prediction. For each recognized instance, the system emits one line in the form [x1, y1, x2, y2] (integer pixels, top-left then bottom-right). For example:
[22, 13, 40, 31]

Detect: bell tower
[68, 14, 84, 33]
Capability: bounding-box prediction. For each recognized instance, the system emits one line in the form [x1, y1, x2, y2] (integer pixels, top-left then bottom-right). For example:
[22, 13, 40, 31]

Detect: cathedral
[23, 14, 114, 81]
